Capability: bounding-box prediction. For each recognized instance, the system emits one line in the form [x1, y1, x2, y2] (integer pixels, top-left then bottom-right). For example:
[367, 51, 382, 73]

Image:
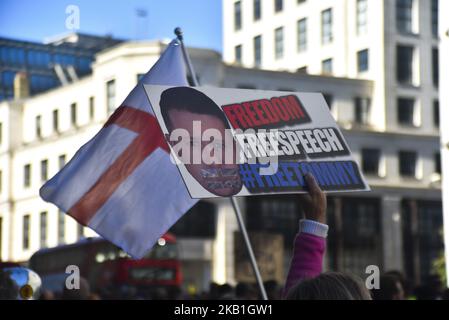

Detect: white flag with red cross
[40, 39, 198, 258]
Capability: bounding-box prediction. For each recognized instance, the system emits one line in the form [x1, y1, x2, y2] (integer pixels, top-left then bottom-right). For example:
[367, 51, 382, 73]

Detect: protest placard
[144, 85, 370, 199]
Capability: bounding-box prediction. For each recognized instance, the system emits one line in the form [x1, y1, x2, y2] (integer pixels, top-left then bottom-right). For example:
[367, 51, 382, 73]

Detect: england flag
[40, 39, 197, 258]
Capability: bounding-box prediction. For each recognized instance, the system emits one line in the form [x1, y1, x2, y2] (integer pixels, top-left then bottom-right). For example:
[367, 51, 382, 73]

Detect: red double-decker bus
[29, 233, 181, 298]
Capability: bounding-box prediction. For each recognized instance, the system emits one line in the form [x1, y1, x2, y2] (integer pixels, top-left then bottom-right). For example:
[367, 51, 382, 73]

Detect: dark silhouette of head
[372, 274, 405, 300]
[264, 280, 281, 300]
[218, 283, 235, 299]
[285, 272, 372, 300]
[62, 277, 91, 300]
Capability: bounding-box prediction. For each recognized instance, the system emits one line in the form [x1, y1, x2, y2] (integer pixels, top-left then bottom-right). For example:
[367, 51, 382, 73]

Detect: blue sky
[0, 0, 223, 52]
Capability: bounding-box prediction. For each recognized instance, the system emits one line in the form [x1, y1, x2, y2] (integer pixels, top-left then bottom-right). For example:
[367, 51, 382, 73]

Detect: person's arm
[282, 174, 328, 297]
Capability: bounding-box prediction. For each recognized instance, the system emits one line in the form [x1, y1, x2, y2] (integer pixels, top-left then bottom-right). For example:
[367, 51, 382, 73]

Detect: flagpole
[174, 27, 199, 87]
[174, 27, 268, 300]
[229, 197, 268, 300]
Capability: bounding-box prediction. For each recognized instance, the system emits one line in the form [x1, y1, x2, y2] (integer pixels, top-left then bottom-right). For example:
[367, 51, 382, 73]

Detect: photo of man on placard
[159, 86, 243, 197]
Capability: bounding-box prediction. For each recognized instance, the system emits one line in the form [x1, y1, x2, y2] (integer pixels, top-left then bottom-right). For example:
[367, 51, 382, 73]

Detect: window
[246, 195, 301, 249]
[357, 49, 369, 72]
[396, 0, 413, 33]
[2, 70, 16, 90]
[70, 103, 77, 126]
[399, 151, 417, 177]
[433, 100, 440, 127]
[89, 96, 95, 120]
[356, 0, 368, 35]
[53, 53, 75, 66]
[322, 58, 333, 75]
[106, 80, 116, 114]
[29, 74, 56, 94]
[23, 215, 30, 250]
[235, 45, 242, 64]
[321, 8, 333, 44]
[402, 200, 444, 283]
[435, 152, 441, 175]
[27, 50, 51, 68]
[432, 0, 438, 37]
[274, 27, 284, 59]
[58, 210, 65, 244]
[254, 35, 262, 67]
[340, 197, 382, 275]
[397, 98, 415, 126]
[52, 109, 59, 132]
[432, 48, 439, 87]
[274, 0, 283, 12]
[355, 97, 371, 125]
[40, 159, 48, 182]
[170, 202, 217, 238]
[362, 149, 381, 175]
[59, 154, 66, 169]
[234, 1, 242, 30]
[333, 199, 382, 274]
[40, 211, 47, 248]
[254, 0, 261, 20]
[297, 18, 307, 52]
[78, 57, 92, 75]
[0, 47, 25, 66]
[24, 164, 31, 188]
[36, 115, 42, 138]
[397, 45, 414, 85]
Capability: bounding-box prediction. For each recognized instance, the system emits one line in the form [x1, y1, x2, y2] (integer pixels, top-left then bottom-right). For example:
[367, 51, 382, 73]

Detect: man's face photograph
[168, 109, 242, 197]
[161, 87, 243, 197]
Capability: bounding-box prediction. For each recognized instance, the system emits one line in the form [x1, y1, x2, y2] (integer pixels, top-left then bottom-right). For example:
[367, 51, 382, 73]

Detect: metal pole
[174, 27, 199, 86]
[230, 197, 268, 300]
[174, 28, 268, 300]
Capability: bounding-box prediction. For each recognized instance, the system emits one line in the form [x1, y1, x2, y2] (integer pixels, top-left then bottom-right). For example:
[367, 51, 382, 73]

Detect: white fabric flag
[40, 40, 198, 258]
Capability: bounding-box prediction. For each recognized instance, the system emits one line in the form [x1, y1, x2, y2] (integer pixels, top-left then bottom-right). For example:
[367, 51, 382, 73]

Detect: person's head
[235, 282, 250, 299]
[0, 267, 42, 300]
[383, 270, 409, 298]
[62, 277, 90, 300]
[218, 283, 235, 299]
[235, 282, 258, 300]
[264, 280, 281, 300]
[372, 274, 405, 300]
[414, 275, 443, 300]
[208, 282, 220, 299]
[39, 289, 55, 300]
[285, 272, 372, 300]
[160, 87, 242, 197]
[442, 288, 449, 300]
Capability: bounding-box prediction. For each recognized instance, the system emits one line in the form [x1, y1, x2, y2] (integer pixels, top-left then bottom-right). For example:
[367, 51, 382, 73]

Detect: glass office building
[0, 33, 122, 101]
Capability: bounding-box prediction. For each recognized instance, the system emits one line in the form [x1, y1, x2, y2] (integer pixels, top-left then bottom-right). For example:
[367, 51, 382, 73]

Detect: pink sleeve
[282, 232, 326, 297]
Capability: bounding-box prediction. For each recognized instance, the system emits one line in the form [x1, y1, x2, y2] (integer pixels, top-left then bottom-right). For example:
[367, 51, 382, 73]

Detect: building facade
[223, 0, 443, 285]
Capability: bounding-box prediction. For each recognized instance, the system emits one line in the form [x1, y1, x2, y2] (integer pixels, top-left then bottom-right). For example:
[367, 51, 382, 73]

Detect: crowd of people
[13, 273, 449, 300]
[1, 174, 449, 300]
